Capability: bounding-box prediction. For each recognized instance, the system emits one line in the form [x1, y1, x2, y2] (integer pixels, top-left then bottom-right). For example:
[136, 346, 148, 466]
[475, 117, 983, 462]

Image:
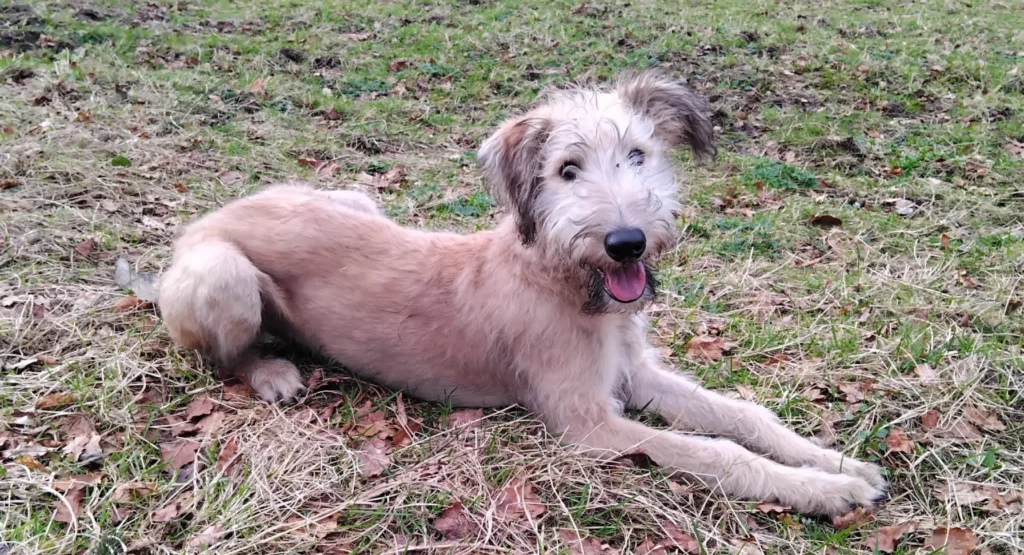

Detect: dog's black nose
[604, 228, 646, 262]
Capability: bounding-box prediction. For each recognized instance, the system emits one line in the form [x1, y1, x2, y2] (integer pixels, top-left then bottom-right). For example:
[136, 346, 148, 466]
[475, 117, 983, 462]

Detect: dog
[157, 70, 887, 516]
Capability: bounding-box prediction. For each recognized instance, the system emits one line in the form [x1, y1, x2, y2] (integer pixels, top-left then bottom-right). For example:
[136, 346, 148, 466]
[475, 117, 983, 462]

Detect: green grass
[1, 0, 1023, 553]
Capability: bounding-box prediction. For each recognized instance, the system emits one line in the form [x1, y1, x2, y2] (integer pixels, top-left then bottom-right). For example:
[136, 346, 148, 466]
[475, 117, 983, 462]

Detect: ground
[1, 0, 1022, 553]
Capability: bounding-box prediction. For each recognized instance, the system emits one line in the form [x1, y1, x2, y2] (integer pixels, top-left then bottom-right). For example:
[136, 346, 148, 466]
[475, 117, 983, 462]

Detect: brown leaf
[389, 59, 410, 72]
[885, 428, 914, 453]
[315, 160, 341, 177]
[963, 405, 1006, 432]
[557, 529, 605, 555]
[187, 525, 227, 548]
[53, 484, 86, 523]
[297, 156, 319, 168]
[172, 182, 189, 193]
[215, 437, 240, 474]
[734, 384, 756, 401]
[809, 214, 843, 229]
[756, 502, 791, 514]
[194, 411, 226, 436]
[185, 394, 214, 420]
[357, 437, 391, 478]
[74, 239, 96, 257]
[832, 507, 875, 529]
[0, 178, 21, 189]
[15, 454, 47, 472]
[940, 233, 951, 249]
[35, 392, 74, 410]
[862, 521, 916, 553]
[160, 440, 200, 471]
[63, 432, 102, 463]
[932, 420, 984, 442]
[163, 415, 197, 437]
[246, 77, 265, 93]
[838, 381, 874, 403]
[662, 522, 700, 553]
[323, 107, 342, 121]
[218, 171, 245, 185]
[925, 527, 978, 555]
[494, 477, 546, 521]
[113, 295, 144, 312]
[685, 335, 736, 361]
[374, 165, 406, 190]
[111, 482, 157, 502]
[914, 363, 939, 385]
[349, 408, 396, 439]
[53, 474, 101, 491]
[152, 501, 179, 522]
[447, 408, 485, 429]
[222, 382, 253, 401]
[922, 409, 940, 429]
[636, 537, 669, 555]
[433, 501, 475, 540]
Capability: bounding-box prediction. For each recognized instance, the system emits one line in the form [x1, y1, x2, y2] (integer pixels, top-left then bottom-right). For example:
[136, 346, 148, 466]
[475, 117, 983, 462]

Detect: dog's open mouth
[602, 261, 647, 303]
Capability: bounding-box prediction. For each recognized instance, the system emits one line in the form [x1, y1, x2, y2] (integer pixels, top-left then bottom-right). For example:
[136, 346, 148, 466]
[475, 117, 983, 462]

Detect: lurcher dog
[158, 70, 887, 515]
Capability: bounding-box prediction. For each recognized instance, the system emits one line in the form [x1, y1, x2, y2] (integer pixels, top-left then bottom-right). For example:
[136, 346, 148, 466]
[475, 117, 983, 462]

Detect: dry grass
[2, 0, 1023, 553]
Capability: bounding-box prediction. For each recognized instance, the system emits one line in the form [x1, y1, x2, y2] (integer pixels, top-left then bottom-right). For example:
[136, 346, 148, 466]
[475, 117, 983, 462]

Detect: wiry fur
[158, 70, 887, 516]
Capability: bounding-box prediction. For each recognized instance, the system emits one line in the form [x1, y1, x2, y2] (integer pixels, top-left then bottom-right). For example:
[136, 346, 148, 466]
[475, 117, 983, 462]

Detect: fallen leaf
[557, 529, 605, 555]
[922, 409, 940, 429]
[832, 507, 875, 529]
[111, 482, 157, 502]
[110, 506, 133, 524]
[247, 77, 265, 93]
[173, 182, 189, 193]
[809, 214, 842, 228]
[216, 437, 240, 474]
[63, 432, 102, 463]
[433, 501, 475, 540]
[389, 60, 410, 72]
[838, 381, 874, 403]
[74, 239, 96, 257]
[194, 411, 226, 436]
[52, 474, 101, 491]
[0, 178, 21, 189]
[113, 295, 144, 312]
[494, 477, 546, 522]
[863, 521, 916, 553]
[222, 382, 253, 401]
[734, 384, 756, 401]
[372, 166, 406, 190]
[940, 233, 951, 249]
[185, 395, 214, 420]
[315, 160, 341, 177]
[447, 408, 485, 429]
[662, 522, 700, 553]
[349, 408, 396, 439]
[218, 171, 245, 186]
[685, 335, 736, 361]
[885, 428, 914, 453]
[15, 454, 47, 472]
[894, 198, 916, 216]
[35, 392, 74, 410]
[152, 501, 179, 522]
[914, 363, 939, 385]
[356, 437, 391, 478]
[756, 502, 791, 514]
[925, 527, 978, 555]
[932, 420, 984, 442]
[53, 484, 86, 523]
[187, 525, 227, 548]
[160, 440, 200, 471]
[963, 406, 1006, 431]
[636, 537, 669, 554]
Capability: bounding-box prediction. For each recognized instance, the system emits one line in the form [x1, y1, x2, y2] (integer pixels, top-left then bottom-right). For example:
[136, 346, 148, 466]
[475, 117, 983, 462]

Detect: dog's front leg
[626, 350, 886, 487]
[551, 406, 883, 517]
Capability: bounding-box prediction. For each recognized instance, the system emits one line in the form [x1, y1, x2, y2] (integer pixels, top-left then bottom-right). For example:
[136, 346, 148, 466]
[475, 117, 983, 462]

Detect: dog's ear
[477, 115, 552, 245]
[617, 70, 716, 161]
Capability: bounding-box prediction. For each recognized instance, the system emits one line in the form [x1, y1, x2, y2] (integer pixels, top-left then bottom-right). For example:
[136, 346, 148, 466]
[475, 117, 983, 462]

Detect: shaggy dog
[158, 70, 887, 515]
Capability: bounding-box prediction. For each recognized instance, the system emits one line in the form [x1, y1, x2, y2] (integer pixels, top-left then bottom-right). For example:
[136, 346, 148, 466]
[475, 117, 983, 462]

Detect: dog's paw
[801, 473, 888, 517]
[245, 358, 307, 403]
[818, 451, 888, 488]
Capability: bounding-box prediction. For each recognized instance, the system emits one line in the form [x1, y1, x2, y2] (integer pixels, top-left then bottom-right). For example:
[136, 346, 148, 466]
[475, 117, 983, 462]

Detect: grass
[1, 0, 1023, 553]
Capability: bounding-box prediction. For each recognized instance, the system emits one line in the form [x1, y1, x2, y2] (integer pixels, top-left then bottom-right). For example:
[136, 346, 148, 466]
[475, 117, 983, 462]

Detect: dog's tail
[158, 232, 280, 373]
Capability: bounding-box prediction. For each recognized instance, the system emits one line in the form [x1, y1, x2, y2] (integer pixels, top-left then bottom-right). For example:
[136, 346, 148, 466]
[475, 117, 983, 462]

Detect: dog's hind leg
[158, 239, 306, 402]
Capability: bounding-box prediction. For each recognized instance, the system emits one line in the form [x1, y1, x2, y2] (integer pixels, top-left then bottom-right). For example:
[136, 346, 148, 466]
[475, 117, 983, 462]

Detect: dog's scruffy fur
[158, 70, 887, 516]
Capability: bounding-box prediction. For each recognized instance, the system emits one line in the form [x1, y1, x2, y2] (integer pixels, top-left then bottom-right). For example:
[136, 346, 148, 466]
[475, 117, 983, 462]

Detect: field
[2, 0, 1023, 553]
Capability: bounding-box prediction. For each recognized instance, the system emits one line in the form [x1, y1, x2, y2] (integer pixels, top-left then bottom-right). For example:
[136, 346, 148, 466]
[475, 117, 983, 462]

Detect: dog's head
[478, 69, 715, 313]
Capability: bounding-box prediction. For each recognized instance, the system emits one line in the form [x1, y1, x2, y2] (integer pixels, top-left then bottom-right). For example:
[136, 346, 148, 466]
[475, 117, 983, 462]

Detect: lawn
[1, 0, 1022, 553]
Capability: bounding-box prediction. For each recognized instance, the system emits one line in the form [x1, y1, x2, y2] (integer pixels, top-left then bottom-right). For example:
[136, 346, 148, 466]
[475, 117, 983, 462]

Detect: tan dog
[158, 70, 887, 515]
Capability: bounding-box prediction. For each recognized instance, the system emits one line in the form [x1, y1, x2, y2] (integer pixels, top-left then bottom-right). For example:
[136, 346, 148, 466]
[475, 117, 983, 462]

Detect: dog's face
[478, 70, 715, 313]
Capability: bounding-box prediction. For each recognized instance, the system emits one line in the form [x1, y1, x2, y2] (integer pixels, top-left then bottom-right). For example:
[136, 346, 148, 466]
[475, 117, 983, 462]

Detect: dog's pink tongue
[604, 262, 647, 302]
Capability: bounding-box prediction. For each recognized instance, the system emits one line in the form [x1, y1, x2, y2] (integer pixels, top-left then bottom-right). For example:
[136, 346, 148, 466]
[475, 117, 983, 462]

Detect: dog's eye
[560, 161, 581, 181]
[628, 149, 645, 167]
